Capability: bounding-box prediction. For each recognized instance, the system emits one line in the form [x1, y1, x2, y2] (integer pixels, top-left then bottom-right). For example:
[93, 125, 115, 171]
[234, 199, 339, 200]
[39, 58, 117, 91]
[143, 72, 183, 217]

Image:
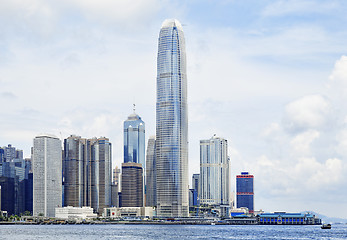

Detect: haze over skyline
[1, 1, 347, 218]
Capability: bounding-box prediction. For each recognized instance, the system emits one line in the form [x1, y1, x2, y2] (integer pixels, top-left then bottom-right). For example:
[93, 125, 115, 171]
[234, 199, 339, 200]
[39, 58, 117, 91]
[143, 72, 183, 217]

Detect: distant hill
[301, 211, 347, 224]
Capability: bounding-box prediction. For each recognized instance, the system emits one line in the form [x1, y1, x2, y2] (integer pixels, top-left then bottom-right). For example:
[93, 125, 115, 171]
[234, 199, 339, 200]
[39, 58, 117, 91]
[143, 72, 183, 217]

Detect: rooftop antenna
[133, 103, 136, 113]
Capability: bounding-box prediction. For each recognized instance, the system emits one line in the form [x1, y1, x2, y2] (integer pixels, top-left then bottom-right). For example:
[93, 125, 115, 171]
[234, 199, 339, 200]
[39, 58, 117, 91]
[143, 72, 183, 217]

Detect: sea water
[0, 224, 346, 239]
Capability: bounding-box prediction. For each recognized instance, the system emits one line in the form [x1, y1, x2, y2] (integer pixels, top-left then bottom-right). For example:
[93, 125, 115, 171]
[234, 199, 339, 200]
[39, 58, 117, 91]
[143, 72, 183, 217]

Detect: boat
[321, 224, 331, 229]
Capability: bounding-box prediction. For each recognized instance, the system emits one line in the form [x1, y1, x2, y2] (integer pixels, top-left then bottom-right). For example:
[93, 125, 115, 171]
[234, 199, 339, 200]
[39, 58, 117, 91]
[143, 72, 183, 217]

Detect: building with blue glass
[156, 19, 189, 217]
[236, 172, 254, 213]
[124, 111, 145, 167]
[122, 111, 145, 207]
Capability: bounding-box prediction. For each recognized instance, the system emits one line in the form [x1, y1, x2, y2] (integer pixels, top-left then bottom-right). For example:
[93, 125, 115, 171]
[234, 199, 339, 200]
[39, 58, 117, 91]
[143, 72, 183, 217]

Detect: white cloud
[284, 94, 330, 132]
[290, 130, 320, 155]
[63, 0, 161, 25]
[262, 0, 338, 17]
[329, 55, 347, 96]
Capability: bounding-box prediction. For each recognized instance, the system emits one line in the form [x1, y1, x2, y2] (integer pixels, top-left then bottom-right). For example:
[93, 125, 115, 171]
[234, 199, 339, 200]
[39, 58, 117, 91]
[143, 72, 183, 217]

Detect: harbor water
[0, 224, 346, 239]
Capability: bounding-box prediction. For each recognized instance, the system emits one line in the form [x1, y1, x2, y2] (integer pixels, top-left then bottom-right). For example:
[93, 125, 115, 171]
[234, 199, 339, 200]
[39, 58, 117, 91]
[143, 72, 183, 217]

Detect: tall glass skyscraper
[124, 112, 145, 167]
[122, 111, 145, 207]
[156, 19, 189, 217]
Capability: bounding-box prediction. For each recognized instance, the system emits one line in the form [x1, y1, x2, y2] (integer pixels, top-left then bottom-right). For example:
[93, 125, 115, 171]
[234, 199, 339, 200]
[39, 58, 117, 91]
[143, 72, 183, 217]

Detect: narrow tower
[156, 19, 189, 217]
[122, 110, 145, 207]
[200, 136, 230, 214]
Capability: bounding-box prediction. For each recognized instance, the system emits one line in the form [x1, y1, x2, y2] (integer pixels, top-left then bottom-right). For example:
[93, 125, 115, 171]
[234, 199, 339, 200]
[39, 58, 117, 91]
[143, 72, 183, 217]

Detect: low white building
[55, 206, 97, 220]
[104, 207, 154, 218]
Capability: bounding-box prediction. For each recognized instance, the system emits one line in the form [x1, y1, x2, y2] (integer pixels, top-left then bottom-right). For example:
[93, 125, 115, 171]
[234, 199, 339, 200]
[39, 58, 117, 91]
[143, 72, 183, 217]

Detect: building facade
[156, 19, 189, 217]
[236, 172, 254, 213]
[124, 112, 145, 167]
[90, 137, 112, 214]
[122, 112, 145, 208]
[64, 136, 87, 207]
[121, 162, 143, 207]
[33, 134, 62, 217]
[200, 136, 230, 206]
[145, 136, 156, 207]
[63, 135, 112, 214]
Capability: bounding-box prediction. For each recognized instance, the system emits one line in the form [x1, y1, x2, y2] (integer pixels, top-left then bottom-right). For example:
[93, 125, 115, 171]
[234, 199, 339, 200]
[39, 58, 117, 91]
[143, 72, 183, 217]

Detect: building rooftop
[161, 19, 183, 30]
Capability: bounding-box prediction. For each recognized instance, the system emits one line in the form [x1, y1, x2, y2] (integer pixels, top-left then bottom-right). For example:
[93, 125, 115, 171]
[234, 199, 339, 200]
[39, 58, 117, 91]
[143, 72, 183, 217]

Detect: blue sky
[1, 0, 347, 218]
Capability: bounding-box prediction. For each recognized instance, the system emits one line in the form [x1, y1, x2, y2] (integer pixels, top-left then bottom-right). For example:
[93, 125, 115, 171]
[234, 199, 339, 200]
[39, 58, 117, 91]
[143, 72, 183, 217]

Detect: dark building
[24, 173, 33, 213]
[236, 172, 254, 213]
[0, 145, 32, 216]
[111, 184, 118, 207]
[0, 176, 15, 215]
[189, 189, 198, 207]
[121, 162, 143, 207]
[63, 135, 112, 214]
[0, 149, 4, 163]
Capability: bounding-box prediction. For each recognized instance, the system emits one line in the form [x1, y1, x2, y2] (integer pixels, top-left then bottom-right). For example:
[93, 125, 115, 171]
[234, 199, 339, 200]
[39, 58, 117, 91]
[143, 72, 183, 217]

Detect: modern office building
[236, 172, 254, 213]
[121, 162, 143, 207]
[145, 136, 156, 207]
[0, 148, 4, 163]
[192, 174, 200, 197]
[33, 134, 62, 217]
[122, 111, 145, 207]
[200, 136, 230, 206]
[113, 166, 121, 186]
[90, 137, 112, 214]
[156, 19, 189, 217]
[112, 166, 121, 207]
[0, 144, 24, 163]
[190, 174, 200, 208]
[0, 144, 32, 215]
[63, 136, 112, 214]
[64, 135, 88, 207]
[124, 111, 145, 167]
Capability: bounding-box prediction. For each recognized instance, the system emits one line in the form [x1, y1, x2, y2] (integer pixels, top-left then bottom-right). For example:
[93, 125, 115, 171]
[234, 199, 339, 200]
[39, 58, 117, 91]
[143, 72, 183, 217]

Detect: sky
[1, 0, 347, 218]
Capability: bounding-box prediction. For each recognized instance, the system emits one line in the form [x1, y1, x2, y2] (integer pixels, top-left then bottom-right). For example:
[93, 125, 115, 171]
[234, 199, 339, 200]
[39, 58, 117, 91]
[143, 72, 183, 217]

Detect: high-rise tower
[122, 111, 145, 207]
[145, 136, 156, 207]
[200, 136, 230, 207]
[236, 172, 254, 213]
[156, 19, 188, 217]
[33, 134, 62, 217]
[123, 110, 145, 167]
[63, 135, 112, 214]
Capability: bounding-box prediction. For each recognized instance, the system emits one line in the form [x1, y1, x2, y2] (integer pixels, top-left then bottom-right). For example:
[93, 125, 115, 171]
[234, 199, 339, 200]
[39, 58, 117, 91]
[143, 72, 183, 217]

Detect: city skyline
[1, 1, 347, 218]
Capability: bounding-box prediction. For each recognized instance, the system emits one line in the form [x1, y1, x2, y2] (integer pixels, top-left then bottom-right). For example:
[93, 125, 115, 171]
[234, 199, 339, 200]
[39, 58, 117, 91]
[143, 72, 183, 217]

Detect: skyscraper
[236, 172, 254, 213]
[90, 137, 112, 214]
[124, 111, 145, 167]
[145, 136, 156, 207]
[121, 162, 143, 207]
[122, 111, 145, 207]
[63, 135, 112, 214]
[156, 19, 189, 217]
[64, 135, 87, 207]
[200, 136, 230, 207]
[33, 134, 62, 217]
